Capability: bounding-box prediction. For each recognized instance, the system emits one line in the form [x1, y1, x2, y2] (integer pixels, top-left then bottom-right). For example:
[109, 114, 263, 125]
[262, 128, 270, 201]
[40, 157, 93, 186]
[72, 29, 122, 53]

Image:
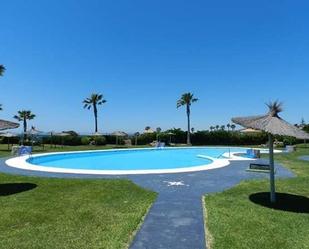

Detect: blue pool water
[27, 147, 248, 171]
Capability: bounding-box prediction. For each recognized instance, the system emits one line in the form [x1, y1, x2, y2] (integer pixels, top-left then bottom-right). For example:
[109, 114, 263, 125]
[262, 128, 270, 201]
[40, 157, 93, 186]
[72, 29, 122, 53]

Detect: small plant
[81, 136, 92, 145]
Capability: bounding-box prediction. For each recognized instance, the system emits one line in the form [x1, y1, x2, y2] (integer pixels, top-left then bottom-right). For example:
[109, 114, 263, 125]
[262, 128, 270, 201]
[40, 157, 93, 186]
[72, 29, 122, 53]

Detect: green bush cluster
[131, 129, 304, 146]
[1, 129, 306, 146]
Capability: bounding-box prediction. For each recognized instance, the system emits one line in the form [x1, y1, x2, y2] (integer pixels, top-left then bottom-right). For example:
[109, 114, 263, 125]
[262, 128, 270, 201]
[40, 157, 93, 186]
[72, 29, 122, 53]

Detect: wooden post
[269, 134, 276, 203]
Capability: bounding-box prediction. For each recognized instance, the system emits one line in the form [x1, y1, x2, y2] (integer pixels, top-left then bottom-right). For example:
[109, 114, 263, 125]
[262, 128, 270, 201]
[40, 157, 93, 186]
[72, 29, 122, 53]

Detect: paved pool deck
[0, 157, 294, 249]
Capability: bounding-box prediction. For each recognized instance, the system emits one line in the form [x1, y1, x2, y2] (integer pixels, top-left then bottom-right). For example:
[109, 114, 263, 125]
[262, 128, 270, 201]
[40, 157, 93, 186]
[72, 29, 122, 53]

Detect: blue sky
[0, 0, 308, 133]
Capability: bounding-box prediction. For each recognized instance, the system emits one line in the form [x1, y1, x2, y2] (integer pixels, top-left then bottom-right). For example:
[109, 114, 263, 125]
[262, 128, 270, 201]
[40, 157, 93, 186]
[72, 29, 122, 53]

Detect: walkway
[0, 158, 293, 249]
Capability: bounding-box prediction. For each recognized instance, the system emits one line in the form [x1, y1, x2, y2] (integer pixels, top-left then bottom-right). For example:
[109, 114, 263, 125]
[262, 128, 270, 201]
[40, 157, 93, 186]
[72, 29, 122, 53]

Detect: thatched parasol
[111, 131, 127, 145]
[143, 128, 155, 134]
[26, 126, 44, 136]
[167, 132, 175, 143]
[0, 119, 19, 131]
[54, 132, 71, 147]
[239, 128, 262, 134]
[54, 132, 71, 137]
[92, 132, 104, 136]
[232, 101, 309, 203]
[0, 132, 17, 150]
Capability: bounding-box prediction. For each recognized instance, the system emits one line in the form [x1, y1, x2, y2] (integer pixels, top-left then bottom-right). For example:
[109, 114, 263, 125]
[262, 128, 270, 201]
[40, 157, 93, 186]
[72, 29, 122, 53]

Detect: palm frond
[0, 65, 5, 76]
[14, 110, 36, 121]
[177, 92, 198, 108]
[13, 115, 22, 121]
[83, 93, 106, 109]
[266, 100, 283, 116]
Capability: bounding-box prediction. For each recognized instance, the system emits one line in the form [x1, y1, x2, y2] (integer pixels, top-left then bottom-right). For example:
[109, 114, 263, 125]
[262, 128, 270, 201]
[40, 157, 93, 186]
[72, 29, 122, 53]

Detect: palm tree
[0, 65, 5, 110]
[83, 93, 107, 133]
[0, 65, 5, 76]
[210, 126, 214, 132]
[134, 132, 140, 146]
[177, 92, 198, 145]
[231, 124, 236, 131]
[215, 125, 220, 131]
[227, 123, 231, 131]
[14, 110, 36, 140]
[156, 127, 161, 141]
[221, 125, 225, 130]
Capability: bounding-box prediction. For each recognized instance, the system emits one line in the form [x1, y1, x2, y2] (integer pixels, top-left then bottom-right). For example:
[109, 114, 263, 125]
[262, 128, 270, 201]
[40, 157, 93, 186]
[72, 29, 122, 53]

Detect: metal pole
[269, 134, 276, 203]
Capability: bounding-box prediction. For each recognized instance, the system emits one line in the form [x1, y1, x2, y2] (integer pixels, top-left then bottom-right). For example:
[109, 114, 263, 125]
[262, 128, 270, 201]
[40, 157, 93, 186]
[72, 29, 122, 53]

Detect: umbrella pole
[269, 134, 276, 203]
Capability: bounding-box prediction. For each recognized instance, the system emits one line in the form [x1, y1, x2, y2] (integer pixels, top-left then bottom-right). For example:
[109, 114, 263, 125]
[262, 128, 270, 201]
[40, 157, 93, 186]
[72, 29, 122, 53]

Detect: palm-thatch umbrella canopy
[0, 132, 16, 138]
[92, 132, 104, 136]
[26, 126, 44, 137]
[0, 132, 17, 149]
[239, 128, 262, 134]
[143, 128, 155, 134]
[166, 132, 175, 143]
[54, 132, 71, 147]
[232, 101, 309, 203]
[54, 132, 71, 137]
[0, 119, 19, 131]
[111, 131, 127, 145]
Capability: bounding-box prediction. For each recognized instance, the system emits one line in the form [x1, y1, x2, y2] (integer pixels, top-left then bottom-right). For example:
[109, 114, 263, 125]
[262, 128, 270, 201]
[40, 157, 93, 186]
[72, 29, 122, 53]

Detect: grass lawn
[0, 145, 157, 249]
[204, 146, 309, 249]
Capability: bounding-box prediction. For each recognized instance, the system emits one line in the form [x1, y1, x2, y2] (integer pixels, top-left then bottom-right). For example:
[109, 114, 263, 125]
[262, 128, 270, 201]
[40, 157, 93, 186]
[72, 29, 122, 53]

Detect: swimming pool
[5, 147, 258, 175]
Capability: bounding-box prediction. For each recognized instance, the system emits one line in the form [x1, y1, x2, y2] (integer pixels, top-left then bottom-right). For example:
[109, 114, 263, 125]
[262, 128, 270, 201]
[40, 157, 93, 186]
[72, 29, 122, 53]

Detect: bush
[282, 136, 297, 146]
[133, 133, 156, 145]
[191, 130, 268, 146]
[81, 136, 92, 145]
[94, 136, 106, 146]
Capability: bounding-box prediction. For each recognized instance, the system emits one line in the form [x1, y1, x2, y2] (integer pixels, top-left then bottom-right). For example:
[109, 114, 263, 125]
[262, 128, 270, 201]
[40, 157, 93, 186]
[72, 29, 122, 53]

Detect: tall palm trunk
[23, 117, 27, 141]
[186, 104, 191, 145]
[93, 103, 98, 133]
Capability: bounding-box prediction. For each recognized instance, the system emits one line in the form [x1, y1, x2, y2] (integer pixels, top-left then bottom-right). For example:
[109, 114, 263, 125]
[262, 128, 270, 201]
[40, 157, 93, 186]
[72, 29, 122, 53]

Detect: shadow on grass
[0, 183, 37, 196]
[249, 192, 309, 214]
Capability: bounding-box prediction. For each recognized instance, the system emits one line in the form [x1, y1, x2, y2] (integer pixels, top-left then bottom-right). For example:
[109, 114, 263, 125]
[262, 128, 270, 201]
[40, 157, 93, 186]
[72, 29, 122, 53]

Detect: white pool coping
[5, 147, 282, 175]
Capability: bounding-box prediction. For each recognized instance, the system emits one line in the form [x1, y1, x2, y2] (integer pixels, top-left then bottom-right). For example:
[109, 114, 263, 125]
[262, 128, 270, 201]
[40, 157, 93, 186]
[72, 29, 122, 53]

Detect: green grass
[0, 145, 157, 249]
[204, 147, 309, 249]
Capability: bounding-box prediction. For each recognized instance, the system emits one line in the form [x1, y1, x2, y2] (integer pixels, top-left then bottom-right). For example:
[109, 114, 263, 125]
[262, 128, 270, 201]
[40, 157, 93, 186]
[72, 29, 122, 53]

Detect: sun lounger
[11, 145, 32, 156]
[246, 149, 261, 159]
[249, 163, 270, 171]
[156, 142, 165, 149]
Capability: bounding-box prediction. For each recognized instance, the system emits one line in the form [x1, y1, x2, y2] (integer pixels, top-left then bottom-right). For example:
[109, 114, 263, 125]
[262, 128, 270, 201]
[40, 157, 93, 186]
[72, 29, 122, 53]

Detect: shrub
[94, 136, 106, 146]
[133, 133, 156, 145]
[81, 136, 92, 145]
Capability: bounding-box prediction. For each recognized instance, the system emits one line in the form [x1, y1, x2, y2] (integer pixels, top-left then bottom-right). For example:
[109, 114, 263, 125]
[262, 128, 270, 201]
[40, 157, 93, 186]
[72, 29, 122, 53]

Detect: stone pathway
[0, 158, 294, 249]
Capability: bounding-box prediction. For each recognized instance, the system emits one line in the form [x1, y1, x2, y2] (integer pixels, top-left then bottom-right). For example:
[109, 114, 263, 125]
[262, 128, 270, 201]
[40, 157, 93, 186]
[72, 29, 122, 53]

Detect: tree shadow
[0, 183, 37, 196]
[249, 192, 309, 214]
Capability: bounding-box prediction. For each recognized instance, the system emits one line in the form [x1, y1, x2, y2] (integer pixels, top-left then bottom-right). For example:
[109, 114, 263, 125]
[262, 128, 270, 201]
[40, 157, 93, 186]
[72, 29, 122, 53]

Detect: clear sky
[0, 0, 308, 134]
